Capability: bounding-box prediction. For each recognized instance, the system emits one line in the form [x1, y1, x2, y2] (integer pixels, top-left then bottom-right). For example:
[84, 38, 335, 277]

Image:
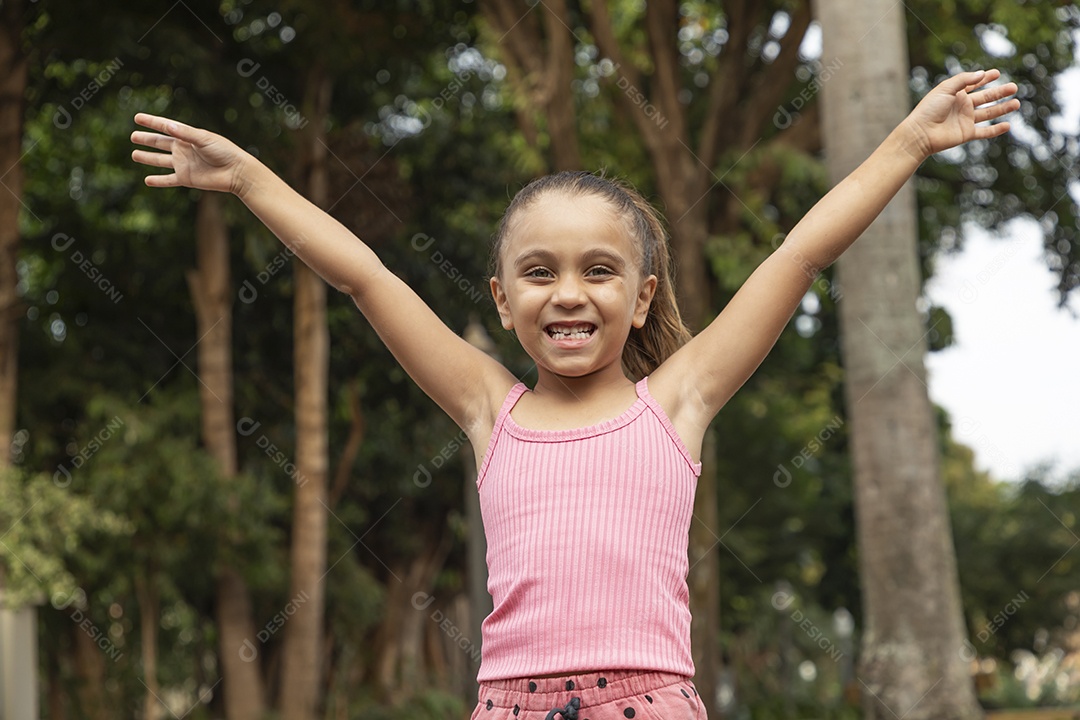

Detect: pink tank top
[475, 375, 702, 681]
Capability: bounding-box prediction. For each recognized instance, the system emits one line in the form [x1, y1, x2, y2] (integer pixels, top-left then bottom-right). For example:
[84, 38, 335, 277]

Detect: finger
[968, 82, 1018, 108]
[143, 172, 181, 188]
[973, 121, 1011, 140]
[973, 98, 1020, 123]
[133, 112, 204, 144]
[937, 69, 990, 96]
[131, 148, 175, 169]
[133, 112, 177, 133]
[130, 130, 175, 150]
[964, 68, 1001, 93]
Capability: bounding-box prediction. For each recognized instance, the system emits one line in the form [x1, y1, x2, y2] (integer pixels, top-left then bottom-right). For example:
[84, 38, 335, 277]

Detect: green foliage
[0, 466, 131, 607]
[724, 584, 858, 715]
[908, 0, 1080, 301]
[344, 688, 467, 720]
[947, 456, 1080, 659]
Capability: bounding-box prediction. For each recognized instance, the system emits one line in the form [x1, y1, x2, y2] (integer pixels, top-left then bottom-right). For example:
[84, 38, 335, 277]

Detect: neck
[531, 361, 635, 403]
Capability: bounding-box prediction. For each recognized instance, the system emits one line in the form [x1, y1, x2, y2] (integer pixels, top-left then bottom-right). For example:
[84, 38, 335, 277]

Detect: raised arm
[131, 114, 516, 433]
[653, 69, 1019, 429]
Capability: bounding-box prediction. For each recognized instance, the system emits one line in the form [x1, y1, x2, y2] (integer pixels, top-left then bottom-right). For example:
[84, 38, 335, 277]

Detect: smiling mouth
[545, 323, 596, 340]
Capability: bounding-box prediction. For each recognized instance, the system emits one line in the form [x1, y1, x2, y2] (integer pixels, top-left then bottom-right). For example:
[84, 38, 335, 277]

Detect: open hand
[904, 69, 1019, 160]
[131, 113, 251, 195]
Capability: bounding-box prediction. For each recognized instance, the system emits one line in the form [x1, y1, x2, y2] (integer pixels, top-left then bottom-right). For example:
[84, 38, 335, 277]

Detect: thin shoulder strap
[636, 376, 702, 476]
[476, 382, 529, 490]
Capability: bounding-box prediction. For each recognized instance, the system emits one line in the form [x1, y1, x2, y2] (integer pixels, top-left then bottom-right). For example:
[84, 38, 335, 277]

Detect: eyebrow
[512, 246, 627, 269]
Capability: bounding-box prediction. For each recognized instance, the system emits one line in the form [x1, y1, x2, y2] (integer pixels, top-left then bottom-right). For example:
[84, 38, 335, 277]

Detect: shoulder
[464, 371, 524, 456]
[479, 371, 522, 428]
[643, 365, 708, 465]
[644, 363, 689, 419]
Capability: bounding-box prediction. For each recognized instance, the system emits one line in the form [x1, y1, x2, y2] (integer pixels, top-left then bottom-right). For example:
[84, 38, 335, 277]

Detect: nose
[550, 274, 587, 308]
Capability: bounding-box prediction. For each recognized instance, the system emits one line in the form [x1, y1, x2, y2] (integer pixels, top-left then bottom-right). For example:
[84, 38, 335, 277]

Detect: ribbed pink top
[475, 375, 702, 681]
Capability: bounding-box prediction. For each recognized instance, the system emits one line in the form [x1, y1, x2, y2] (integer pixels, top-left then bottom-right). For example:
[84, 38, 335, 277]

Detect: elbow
[777, 241, 827, 278]
[349, 264, 391, 311]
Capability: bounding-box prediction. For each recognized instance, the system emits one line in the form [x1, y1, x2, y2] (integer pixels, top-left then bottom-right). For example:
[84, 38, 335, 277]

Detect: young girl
[131, 68, 1018, 720]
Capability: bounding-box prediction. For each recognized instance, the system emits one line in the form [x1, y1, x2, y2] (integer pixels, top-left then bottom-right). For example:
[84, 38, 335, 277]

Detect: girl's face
[491, 192, 657, 383]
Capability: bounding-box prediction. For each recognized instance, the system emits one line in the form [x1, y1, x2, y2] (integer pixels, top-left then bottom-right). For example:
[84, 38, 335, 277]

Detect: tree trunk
[328, 380, 364, 509]
[186, 191, 268, 720]
[537, 0, 580, 171]
[650, 160, 722, 714]
[188, 192, 238, 473]
[371, 530, 455, 702]
[278, 68, 332, 720]
[812, 1, 982, 719]
[0, 7, 39, 718]
[72, 619, 108, 720]
[687, 426, 720, 711]
[399, 554, 433, 698]
[478, 0, 581, 170]
[47, 658, 66, 720]
[0, 0, 24, 468]
[134, 568, 161, 720]
[372, 561, 406, 698]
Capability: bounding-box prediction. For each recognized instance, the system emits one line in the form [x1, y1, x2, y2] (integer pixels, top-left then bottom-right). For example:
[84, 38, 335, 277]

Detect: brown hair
[489, 171, 693, 381]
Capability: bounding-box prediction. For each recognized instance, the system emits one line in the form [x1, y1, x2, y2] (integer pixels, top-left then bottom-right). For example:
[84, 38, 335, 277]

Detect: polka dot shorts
[471, 669, 706, 720]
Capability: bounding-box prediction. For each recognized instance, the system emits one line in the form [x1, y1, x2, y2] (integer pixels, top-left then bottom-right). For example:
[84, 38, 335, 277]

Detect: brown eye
[525, 267, 553, 279]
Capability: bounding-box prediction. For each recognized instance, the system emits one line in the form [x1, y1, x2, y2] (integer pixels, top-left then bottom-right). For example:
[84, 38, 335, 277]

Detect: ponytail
[615, 181, 694, 381]
[490, 171, 693, 380]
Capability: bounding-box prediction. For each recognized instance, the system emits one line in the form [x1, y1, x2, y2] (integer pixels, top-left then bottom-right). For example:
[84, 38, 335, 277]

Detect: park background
[1, 1, 1079, 719]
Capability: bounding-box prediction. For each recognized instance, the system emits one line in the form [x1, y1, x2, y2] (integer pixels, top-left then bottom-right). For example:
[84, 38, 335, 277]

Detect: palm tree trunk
[812, 1, 982, 718]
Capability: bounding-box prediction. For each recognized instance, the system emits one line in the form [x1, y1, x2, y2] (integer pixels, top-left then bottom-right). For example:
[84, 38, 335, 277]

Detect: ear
[490, 276, 514, 331]
[632, 274, 658, 329]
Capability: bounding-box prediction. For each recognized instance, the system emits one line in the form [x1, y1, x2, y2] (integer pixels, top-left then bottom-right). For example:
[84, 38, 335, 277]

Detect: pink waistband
[477, 669, 692, 711]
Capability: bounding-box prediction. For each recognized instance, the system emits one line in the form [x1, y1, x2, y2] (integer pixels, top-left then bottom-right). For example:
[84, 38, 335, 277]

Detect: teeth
[547, 324, 594, 340]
